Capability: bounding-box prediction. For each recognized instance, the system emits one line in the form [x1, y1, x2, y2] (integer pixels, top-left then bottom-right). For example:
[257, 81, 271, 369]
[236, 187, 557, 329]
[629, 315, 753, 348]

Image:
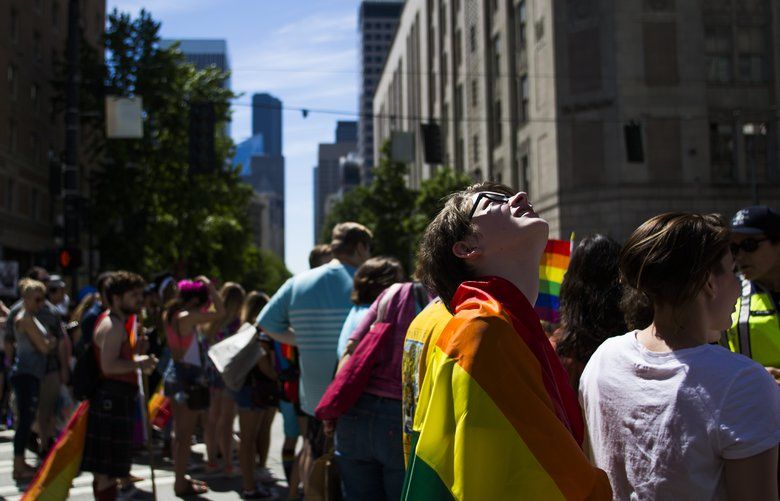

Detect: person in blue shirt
[257, 222, 372, 492]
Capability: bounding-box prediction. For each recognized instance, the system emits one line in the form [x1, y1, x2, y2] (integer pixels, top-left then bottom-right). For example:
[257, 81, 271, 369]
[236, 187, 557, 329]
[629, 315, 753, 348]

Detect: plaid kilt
[80, 379, 138, 478]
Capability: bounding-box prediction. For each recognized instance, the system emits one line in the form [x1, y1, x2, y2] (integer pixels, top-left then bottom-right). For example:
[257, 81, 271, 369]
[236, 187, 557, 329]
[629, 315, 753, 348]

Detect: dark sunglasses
[730, 238, 767, 255]
[468, 192, 510, 219]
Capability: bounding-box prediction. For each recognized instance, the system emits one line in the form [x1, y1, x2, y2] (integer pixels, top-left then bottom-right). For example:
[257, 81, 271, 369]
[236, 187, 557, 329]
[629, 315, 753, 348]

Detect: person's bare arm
[724, 445, 778, 500]
[262, 328, 296, 346]
[17, 314, 54, 354]
[99, 317, 155, 375]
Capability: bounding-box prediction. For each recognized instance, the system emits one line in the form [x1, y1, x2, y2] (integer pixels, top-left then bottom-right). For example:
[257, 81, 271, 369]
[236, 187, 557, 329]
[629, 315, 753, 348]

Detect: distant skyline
[108, 0, 366, 274]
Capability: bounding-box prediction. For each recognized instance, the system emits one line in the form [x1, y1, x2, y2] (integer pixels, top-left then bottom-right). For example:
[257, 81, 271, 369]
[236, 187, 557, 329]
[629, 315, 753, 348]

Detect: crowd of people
[0, 183, 779, 500]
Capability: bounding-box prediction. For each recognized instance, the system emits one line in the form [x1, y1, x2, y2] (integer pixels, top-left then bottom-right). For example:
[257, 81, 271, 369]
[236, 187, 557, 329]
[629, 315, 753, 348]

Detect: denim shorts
[163, 362, 206, 397]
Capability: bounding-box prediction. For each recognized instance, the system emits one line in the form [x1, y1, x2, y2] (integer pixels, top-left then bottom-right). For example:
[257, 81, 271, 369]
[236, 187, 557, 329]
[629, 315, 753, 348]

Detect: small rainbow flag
[535, 238, 573, 324]
[22, 401, 89, 501]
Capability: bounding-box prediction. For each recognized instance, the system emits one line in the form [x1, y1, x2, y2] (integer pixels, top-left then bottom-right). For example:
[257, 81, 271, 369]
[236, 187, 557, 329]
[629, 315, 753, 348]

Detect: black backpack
[72, 341, 100, 401]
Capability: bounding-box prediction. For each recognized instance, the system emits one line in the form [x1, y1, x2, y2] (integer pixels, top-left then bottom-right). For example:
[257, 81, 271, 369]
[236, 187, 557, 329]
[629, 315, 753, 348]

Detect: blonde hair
[18, 278, 46, 297]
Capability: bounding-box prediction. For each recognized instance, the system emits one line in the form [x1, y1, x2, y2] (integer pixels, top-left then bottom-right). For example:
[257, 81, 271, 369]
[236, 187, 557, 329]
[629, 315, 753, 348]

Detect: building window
[34, 33, 43, 62]
[469, 25, 477, 52]
[492, 34, 501, 77]
[442, 51, 448, 86]
[30, 133, 40, 164]
[736, 26, 767, 83]
[454, 0, 460, 13]
[6, 179, 14, 211]
[31, 189, 39, 220]
[472, 134, 479, 164]
[710, 121, 736, 180]
[10, 8, 19, 44]
[705, 26, 732, 83]
[454, 28, 462, 68]
[7, 65, 18, 100]
[624, 122, 645, 163]
[519, 75, 529, 123]
[471, 79, 478, 107]
[31, 84, 39, 112]
[493, 100, 502, 146]
[440, 2, 447, 36]
[8, 120, 17, 153]
[521, 153, 530, 193]
[516, 1, 527, 52]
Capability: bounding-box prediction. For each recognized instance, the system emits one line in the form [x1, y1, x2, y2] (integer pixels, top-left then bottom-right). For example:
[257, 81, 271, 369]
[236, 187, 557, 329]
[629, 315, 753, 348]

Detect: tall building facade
[159, 39, 230, 80]
[1, 0, 106, 277]
[233, 92, 286, 260]
[373, 0, 780, 241]
[313, 121, 358, 241]
[252, 93, 282, 157]
[358, 1, 405, 180]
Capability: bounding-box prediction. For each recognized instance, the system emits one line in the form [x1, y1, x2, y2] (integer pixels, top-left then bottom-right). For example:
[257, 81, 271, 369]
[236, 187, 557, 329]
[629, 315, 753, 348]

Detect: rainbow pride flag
[535, 238, 573, 324]
[402, 278, 610, 500]
[22, 401, 89, 501]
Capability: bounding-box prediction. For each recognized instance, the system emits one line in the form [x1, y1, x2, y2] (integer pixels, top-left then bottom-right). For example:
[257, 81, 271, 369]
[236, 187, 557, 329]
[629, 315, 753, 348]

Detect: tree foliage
[69, 9, 290, 292]
[322, 141, 472, 273]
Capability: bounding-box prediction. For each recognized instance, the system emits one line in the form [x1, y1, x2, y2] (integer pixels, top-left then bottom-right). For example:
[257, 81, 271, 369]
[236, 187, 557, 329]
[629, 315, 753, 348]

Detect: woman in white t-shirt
[580, 212, 780, 500]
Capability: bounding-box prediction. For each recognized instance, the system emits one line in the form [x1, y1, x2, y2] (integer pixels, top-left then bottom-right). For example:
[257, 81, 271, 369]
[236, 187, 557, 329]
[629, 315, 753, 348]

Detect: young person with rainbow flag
[403, 183, 611, 500]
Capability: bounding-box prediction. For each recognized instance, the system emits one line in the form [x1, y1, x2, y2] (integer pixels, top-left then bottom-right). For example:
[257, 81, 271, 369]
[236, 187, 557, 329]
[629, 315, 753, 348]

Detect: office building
[1, 0, 106, 275]
[160, 39, 230, 85]
[252, 93, 283, 157]
[358, 1, 405, 180]
[233, 93, 286, 260]
[313, 122, 359, 241]
[373, 0, 780, 241]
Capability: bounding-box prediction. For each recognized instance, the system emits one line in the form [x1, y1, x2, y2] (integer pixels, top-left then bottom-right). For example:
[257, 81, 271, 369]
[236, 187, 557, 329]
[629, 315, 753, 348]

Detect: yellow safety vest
[726, 278, 780, 368]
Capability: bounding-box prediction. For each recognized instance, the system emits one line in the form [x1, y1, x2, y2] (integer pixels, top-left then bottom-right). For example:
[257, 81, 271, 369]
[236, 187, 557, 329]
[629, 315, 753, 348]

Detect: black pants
[11, 373, 40, 457]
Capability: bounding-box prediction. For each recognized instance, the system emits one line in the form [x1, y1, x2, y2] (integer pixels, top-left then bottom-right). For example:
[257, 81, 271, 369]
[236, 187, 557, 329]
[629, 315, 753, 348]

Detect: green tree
[68, 9, 290, 285]
[322, 141, 473, 273]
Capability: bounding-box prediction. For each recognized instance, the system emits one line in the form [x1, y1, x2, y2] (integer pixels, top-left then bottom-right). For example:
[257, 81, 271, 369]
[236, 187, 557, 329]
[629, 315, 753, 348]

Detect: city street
[0, 412, 292, 500]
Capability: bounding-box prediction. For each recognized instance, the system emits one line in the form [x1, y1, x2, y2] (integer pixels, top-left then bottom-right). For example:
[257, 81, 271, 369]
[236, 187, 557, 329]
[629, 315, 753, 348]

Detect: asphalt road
[0, 411, 294, 500]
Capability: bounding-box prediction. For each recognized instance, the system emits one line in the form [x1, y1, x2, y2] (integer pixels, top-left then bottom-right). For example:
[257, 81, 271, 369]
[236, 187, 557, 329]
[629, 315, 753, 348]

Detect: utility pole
[65, 0, 80, 292]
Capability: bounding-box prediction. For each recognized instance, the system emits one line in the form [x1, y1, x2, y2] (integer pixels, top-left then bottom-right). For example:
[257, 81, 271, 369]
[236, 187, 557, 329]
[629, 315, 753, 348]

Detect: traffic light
[57, 247, 82, 272]
[421, 123, 443, 164]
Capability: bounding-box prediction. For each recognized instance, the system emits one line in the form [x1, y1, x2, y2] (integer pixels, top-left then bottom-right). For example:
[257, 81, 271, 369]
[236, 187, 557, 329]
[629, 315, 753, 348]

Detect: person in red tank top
[80, 271, 157, 501]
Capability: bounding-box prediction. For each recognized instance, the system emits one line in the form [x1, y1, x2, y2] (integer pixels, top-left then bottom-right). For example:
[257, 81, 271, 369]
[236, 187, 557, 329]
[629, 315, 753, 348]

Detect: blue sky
[108, 0, 364, 275]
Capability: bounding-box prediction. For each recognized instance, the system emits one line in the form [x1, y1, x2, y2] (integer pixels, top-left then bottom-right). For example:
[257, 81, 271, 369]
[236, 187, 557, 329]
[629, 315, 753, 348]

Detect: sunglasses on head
[730, 238, 767, 255]
[468, 192, 511, 219]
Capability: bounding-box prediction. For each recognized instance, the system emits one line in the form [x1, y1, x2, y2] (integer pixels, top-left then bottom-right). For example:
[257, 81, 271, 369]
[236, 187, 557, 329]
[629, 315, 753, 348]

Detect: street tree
[62, 9, 290, 290]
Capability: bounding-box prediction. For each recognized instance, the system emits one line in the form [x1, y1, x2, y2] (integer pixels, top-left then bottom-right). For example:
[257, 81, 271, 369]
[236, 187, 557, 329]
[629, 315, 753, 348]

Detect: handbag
[248, 368, 281, 408]
[314, 287, 396, 421]
[307, 437, 342, 501]
[207, 322, 264, 391]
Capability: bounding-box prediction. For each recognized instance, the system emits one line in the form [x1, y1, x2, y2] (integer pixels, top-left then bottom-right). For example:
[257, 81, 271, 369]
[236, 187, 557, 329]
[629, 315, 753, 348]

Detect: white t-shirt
[580, 331, 780, 500]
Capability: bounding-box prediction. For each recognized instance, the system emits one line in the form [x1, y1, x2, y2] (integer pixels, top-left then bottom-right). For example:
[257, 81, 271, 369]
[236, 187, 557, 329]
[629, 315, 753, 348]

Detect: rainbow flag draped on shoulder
[536, 238, 573, 323]
[402, 277, 610, 500]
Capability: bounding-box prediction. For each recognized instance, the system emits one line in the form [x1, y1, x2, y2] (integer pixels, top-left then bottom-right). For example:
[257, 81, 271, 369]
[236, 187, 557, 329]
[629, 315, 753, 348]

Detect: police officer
[727, 205, 780, 382]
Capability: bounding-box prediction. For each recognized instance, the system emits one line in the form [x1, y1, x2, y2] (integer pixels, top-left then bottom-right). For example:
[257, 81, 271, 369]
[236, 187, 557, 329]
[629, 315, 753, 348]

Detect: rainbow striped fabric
[535, 239, 573, 323]
[22, 401, 89, 501]
[402, 277, 610, 500]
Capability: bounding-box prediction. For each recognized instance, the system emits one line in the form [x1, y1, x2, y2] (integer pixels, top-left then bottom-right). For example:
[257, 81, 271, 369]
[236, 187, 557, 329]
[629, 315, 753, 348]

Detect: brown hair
[220, 282, 246, 320]
[620, 213, 731, 308]
[104, 271, 145, 303]
[414, 182, 515, 309]
[330, 222, 373, 257]
[309, 244, 333, 268]
[351, 256, 406, 305]
[242, 291, 271, 324]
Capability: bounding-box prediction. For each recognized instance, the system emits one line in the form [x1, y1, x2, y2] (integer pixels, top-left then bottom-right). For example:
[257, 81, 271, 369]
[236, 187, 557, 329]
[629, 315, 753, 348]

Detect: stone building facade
[373, 0, 780, 240]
